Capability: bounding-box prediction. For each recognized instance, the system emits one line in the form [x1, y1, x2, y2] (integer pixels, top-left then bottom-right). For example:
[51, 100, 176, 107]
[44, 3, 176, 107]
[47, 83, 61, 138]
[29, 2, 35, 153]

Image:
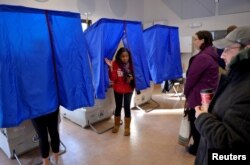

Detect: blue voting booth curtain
[84, 19, 124, 99]
[0, 5, 58, 127]
[84, 18, 150, 99]
[47, 11, 94, 109]
[0, 5, 94, 127]
[143, 25, 183, 84]
[123, 22, 150, 90]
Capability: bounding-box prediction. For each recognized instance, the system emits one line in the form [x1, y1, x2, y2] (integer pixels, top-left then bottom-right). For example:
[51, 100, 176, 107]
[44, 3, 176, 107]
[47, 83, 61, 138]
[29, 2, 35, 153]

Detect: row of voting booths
[60, 18, 151, 130]
[0, 4, 182, 163]
[61, 19, 183, 126]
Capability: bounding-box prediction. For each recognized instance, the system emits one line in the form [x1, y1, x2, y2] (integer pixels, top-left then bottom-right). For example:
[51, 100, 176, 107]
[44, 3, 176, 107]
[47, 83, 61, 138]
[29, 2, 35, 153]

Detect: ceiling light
[34, 0, 49, 2]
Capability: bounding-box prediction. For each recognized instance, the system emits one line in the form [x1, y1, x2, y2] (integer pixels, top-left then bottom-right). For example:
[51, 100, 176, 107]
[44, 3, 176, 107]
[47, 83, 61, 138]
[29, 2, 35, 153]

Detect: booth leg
[136, 98, 160, 113]
[13, 150, 22, 165]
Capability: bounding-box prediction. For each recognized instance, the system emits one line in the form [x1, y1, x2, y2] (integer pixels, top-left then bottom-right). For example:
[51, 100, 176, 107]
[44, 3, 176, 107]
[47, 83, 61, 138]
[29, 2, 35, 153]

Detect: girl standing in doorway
[105, 47, 135, 136]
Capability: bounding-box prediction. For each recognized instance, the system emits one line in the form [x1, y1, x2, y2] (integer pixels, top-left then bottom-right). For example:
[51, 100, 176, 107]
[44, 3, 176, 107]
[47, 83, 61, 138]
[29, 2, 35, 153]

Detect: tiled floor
[0, 85, 195, 165]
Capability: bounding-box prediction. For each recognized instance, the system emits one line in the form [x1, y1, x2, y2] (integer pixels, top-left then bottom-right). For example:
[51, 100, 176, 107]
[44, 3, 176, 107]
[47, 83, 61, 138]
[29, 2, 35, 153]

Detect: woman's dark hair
[196, 30, 213, 50]
[115, 47, 132, 65]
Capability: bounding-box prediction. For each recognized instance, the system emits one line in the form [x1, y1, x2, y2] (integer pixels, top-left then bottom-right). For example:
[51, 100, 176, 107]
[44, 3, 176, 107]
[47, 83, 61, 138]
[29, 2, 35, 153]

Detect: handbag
[178, 106, 191, 146]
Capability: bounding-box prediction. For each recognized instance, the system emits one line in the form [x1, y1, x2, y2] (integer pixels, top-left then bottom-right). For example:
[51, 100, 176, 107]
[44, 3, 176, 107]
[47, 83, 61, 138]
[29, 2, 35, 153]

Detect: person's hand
[104, 58, 112, 67]
[126, 75, 133, 83]
[195, 105, 207, 118]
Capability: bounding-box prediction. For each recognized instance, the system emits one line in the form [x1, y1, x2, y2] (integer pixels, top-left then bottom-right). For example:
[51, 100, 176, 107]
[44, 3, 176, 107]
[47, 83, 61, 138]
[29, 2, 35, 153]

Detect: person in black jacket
[194, 26, 250, 165]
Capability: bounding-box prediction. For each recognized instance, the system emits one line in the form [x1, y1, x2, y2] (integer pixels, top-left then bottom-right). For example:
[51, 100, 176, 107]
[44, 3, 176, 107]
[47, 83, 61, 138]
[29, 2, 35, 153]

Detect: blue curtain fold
[47, 11, 94, 110]
[0, 5, 58, 127]
[143, 25, 183, 84]
[84, 18, 150, 99]
[0, 5, 94, 127]
[124, 22, 150, 90]
[84, 19, 124, 99]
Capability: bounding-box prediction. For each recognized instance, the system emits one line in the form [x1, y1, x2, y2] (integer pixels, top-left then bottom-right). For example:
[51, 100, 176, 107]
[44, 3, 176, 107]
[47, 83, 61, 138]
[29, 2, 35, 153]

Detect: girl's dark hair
[196, 30, 213, 50]
[115, 47, 135, 88]
[115, 47, 132, 65]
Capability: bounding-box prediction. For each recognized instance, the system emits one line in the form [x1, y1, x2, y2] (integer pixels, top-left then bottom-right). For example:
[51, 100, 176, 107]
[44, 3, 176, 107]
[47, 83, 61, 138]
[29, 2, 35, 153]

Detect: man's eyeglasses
[223, 46, 241, 53]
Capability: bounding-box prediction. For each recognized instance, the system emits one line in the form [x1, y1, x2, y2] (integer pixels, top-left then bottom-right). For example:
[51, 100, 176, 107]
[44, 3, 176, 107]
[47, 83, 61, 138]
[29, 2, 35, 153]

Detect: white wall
[0, 0, 79, 12]
[144, 0, 180, 26]
[0, 0, 144, 22]
[176, 12, 250, 36]
[143, 0, 250, 37]
[1, 0, 248, 35]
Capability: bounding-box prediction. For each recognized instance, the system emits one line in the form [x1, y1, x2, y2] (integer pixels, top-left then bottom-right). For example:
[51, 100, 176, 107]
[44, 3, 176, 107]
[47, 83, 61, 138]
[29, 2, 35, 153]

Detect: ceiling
[162, 0, 250, 19]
